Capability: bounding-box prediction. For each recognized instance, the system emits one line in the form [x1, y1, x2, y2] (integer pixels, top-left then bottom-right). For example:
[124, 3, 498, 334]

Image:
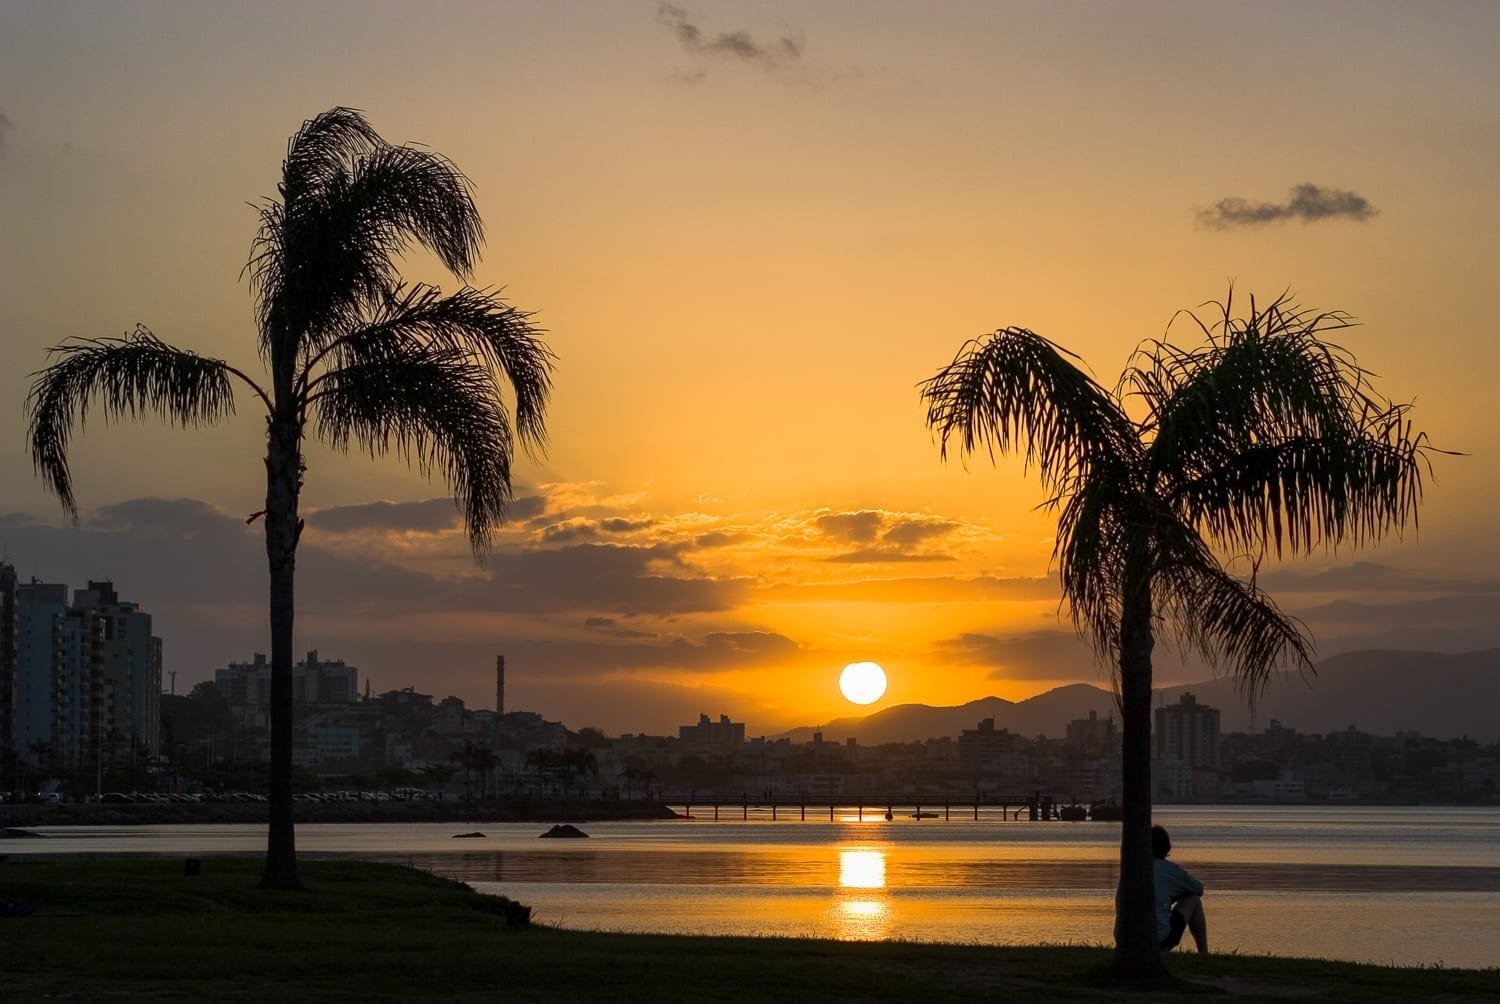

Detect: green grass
[1, 860, 1495, 1001]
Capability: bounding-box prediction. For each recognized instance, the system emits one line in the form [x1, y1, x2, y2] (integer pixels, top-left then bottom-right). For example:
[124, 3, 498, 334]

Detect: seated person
[1152, 824, 1208, 953]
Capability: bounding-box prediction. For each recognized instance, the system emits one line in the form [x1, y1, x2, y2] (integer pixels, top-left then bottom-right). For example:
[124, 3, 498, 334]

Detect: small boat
[909, 810, 941, 819]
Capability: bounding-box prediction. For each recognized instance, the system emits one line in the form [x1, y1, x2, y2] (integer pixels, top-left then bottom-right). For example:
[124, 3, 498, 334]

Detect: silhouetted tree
[27, 108, 553, 889]
[922, 290, 1436, 977]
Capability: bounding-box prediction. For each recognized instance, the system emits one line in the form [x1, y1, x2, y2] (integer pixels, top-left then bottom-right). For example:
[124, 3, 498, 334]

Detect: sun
[839, 662, 888, 705]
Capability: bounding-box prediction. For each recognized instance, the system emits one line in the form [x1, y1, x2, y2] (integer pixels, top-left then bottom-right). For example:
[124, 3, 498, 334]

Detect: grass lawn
[1, 859, 1495, 1001]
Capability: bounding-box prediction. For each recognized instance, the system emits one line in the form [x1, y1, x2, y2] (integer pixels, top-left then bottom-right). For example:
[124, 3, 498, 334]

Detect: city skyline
[3, 3, 1499, 735]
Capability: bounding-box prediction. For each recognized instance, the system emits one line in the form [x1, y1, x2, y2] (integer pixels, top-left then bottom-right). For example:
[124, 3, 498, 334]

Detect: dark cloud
[600, 516, 653, 533]
[818, 511, 962, 562]
[826, 549, 955, 564]
[693, 531, 749, 549]
[583, 616, 659, 640]
[90, 497, 244, 537]
[1197, 183, 1378, 230]
[815, 510, 882, 544]
[939, 630, 1105, 681]
[1299, 594, 1500, 631]
[938, 629, 1204, 682]
[1257, 562, 1500, 596]
[765, 573, 1057, 604]
[656, 3, 805, 71]
[0, 498, 751, 674]
[309, 497, 463, 534]
[538, 519, 600, 544]
[881, 517, 959, 549]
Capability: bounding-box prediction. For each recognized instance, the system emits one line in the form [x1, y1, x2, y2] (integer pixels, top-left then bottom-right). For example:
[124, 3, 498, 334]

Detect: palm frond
[310, 346, 517, 555]
[254, 108, 484, 363]
[1172, 424, 1428, 556]
[305, 284, 553, 454]
[279, 107, 382, 206]
[26, 327, 237, 518]
[1053, 472, 1131, 654]
[1154, 544, 1315, 702]
[1133, 291, 1432, 557]
[921, 328, 1137, 497]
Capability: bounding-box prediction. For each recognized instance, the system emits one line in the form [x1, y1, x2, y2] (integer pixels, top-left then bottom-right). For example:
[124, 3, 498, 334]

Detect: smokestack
[495, 655, 505, 716]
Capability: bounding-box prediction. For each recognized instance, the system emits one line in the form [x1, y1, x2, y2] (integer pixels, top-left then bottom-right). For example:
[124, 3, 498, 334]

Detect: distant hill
[776, 683, 1118, 745]
[775, 648, 1500, 743]
[1158, 648, 1500, 740]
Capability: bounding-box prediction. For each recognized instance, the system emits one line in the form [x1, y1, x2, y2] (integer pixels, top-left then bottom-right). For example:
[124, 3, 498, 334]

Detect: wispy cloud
[656, 3, 806, 73]
[1196, 183, 1379, 230]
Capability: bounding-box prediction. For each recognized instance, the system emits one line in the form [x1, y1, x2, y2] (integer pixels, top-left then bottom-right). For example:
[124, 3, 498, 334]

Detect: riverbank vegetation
[1, 860, 1493, 1001]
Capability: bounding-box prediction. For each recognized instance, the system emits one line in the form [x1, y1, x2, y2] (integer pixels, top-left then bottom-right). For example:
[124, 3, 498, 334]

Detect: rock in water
[539, 824, 588, 839]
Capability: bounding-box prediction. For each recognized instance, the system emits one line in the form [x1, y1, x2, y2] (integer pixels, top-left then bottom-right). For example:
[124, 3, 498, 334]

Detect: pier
[675, 795, 1120, 822]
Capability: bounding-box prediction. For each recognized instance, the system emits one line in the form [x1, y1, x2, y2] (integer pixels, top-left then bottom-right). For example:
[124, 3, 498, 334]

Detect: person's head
[1151, 825, 1172, 859]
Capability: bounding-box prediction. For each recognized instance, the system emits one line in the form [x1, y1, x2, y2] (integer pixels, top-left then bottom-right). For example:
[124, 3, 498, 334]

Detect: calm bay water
[10, 805, 1499, 969]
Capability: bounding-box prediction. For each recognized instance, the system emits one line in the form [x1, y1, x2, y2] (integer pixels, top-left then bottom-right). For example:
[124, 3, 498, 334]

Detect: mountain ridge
[773, 648, 1500, 744]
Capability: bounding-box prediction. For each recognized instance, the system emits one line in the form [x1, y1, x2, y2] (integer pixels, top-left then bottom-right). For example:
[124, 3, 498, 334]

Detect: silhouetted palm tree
[471, 745, 500, 799]
[27, 108, 553, 889]
[921, 291, 1435, 976]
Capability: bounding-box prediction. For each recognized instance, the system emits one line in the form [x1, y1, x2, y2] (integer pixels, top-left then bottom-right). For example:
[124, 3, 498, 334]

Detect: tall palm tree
[921, 290, 1434, 976]
[27, 108, 553, 890]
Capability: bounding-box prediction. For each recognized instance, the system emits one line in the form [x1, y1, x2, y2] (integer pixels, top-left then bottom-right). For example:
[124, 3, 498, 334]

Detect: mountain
[776, 683, 1118, 745]
[1157, 648, 1500, 740]
[775, 648, 1500, 744]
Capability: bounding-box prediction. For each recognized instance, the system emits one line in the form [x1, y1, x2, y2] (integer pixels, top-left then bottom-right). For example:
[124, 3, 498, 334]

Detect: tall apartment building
[679, 713, 745, 750]
[1066, 710, 1119, 754]
[0, 564, 162, 766]
[1154, 692, 1221, 769]
[0, 562, 17, 756]
[214, 649, 359, 711]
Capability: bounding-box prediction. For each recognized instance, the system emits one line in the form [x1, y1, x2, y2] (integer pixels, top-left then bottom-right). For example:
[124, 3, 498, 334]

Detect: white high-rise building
[0, 566, 162, 767]
[1154, 692, 1221, 769]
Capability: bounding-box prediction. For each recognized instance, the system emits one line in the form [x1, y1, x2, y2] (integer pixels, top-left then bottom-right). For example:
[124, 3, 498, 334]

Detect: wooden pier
[675, 795, 1119, 822]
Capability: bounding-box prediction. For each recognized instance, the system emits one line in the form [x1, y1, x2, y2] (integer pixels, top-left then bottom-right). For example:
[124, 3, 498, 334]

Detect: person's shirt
[1153, 857, 1204, 939]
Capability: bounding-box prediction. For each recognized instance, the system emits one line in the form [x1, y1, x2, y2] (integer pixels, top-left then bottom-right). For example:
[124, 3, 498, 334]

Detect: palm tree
[921, 290, 1434, 976]
[471, 745, 500, 800]
[27, 108, 554, 889]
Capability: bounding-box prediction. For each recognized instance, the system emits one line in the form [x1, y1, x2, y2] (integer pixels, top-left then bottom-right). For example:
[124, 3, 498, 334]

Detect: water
[9, 805, 1499, 969]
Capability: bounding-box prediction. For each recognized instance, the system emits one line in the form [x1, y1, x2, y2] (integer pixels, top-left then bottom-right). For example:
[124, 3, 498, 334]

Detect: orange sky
[1, 2, 1496, 734]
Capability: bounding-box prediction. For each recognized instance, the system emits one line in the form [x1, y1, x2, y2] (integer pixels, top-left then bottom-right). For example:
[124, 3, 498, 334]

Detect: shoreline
[0, 798, 680, 829]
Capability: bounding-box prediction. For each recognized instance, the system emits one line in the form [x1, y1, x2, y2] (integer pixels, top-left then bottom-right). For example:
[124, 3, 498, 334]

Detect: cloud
[90, 497, 243, 537]
[826, 549, 955, 564]
[1196, 183, 1378, 230]
[309, 497, 464, 534]
[938, 630, 1106, 681]
[815, 509, 965, 563]
[1256, 561, 1500, 597]
[0, 109, 11, 155]
[600, 516, 653, 533]
[656, 3, 805, 72]
[815, 510, 882, 544]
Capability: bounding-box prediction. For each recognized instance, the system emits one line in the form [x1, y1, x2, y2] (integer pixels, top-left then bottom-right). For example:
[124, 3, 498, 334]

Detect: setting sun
[839, 662, 888, 705]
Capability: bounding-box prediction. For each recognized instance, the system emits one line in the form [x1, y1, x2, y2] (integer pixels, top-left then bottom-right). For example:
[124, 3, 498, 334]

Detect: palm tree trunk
[260, 415, 303, 891]
[1112, 569, 1163, 976]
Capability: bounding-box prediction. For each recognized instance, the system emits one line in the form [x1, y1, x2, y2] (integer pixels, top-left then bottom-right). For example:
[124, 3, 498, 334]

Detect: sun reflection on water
[834, 848, 894, 939]
[839, 849, 886, 889]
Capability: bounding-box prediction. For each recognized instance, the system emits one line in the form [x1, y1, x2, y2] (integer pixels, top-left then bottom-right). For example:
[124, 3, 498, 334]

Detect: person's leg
[1171, 893, 1208, 954]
